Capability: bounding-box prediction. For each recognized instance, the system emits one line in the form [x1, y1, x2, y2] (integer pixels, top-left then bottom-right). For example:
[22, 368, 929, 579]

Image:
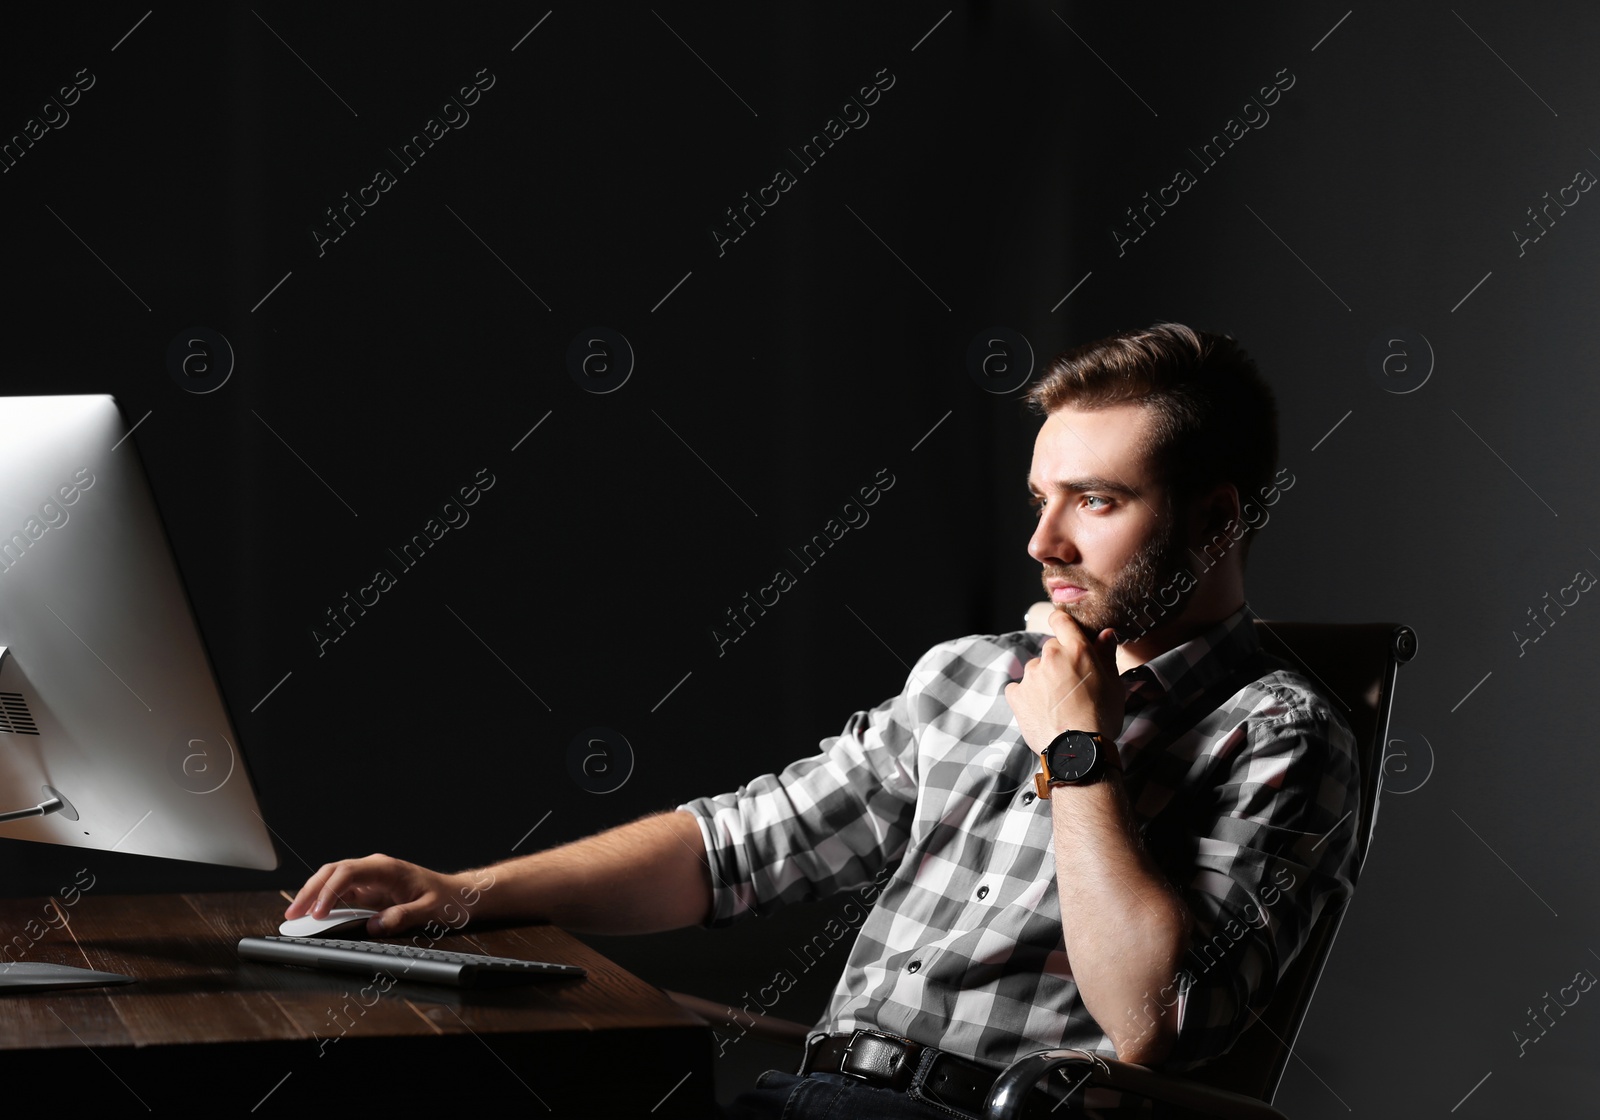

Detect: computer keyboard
[237, 935, 588, 988]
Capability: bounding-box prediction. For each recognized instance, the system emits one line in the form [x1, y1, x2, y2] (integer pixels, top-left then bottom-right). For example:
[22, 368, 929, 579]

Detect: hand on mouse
[284, 854, 491, 935]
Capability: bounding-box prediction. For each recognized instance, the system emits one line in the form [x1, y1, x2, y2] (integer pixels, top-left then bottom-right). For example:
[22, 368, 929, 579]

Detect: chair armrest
[664, 990, 811, 1048]
[984, 1050, 1290, 1120]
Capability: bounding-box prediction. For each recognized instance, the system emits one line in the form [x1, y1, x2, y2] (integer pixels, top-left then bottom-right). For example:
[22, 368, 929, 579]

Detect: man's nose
[1027, 507, 1076, 566]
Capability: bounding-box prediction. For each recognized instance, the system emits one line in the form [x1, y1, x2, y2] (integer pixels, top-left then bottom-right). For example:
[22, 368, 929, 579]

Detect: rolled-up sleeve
[1159, 699, 1361, 1071]
[677, 646, 940, 928]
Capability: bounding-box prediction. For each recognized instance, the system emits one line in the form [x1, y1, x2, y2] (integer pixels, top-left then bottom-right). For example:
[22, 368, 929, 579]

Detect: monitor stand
[0, 962, 135, 991]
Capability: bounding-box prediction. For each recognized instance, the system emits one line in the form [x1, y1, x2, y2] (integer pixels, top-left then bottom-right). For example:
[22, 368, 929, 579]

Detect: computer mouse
[278, 907, 381, 938]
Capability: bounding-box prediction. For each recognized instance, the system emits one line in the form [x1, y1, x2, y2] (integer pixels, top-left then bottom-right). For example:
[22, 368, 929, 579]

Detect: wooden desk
[0, 891, 713, 1116]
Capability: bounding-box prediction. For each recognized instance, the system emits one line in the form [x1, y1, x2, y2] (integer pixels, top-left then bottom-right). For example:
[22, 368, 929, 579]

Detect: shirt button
[906, 960, 922, 974]
[1022, 792, 1036, 805]
[976, 886, 989, 900]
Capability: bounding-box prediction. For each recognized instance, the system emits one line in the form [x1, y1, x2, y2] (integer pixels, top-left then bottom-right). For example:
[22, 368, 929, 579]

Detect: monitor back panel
[0, 395, 276, 869]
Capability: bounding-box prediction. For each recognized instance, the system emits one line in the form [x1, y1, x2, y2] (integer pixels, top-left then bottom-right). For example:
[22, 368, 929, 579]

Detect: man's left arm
[1007, 610, 1191, 1064]
[1053, 708, 1360, 1070]
[1007, 611, 1360, 1067]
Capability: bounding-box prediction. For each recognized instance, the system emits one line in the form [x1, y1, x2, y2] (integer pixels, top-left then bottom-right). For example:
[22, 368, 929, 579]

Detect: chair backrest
[1023, 605, 1416, 1102]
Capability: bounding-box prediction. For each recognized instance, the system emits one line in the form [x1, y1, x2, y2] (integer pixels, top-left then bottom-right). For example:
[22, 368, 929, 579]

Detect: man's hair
[1024, 322, 1279, 558]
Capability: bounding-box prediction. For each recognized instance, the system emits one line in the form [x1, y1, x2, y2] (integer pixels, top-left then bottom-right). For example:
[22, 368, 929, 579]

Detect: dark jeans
[719, 1069, 982, 1120]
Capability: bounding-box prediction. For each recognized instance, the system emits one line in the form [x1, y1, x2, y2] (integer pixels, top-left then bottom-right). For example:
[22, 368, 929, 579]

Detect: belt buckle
[837, 1030, 875, 1081]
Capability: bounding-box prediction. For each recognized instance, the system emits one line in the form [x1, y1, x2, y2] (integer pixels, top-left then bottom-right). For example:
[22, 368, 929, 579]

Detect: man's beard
[1046, 514, 1200, 642]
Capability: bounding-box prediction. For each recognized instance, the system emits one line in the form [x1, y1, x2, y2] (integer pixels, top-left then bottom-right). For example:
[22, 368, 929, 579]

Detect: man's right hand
[284, 854, 495, 935]
[280, 812, 712, 939]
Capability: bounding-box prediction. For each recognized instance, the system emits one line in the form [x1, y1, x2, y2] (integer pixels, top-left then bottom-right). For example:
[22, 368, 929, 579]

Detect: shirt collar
[1120, 603, 1261, 709]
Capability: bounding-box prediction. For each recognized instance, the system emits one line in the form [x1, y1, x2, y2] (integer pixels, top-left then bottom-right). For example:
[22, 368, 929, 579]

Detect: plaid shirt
[681, 604, 1359, 1081]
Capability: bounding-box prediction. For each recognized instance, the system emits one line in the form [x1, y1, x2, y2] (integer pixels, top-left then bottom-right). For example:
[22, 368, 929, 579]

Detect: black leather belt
[798, 1029, 1002, 1117]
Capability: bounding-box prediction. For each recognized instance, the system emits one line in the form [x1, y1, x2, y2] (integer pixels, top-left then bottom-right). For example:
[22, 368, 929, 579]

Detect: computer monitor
[0, 395, 276, 871]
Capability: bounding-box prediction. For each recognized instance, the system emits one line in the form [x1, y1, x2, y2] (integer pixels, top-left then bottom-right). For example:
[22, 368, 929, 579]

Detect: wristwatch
[1034, 730, 1108, 798]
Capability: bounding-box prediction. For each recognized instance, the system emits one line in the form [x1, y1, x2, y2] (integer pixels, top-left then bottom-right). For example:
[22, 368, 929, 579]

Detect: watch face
[1047, 732, 1100, 782]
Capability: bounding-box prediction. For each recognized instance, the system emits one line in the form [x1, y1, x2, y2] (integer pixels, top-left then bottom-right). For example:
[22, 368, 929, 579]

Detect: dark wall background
[1, 2, 1594, 1113]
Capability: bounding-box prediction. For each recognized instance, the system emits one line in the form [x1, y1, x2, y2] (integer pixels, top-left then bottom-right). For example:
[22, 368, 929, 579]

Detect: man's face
[1025, 404, 1199, 641]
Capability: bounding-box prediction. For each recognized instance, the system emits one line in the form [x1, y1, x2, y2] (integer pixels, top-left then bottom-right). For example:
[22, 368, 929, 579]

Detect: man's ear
[1191, 481, 1242, 539]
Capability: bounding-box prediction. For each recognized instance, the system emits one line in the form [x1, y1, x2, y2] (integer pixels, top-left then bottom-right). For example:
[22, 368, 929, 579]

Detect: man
[287, 323, 1359, 1119]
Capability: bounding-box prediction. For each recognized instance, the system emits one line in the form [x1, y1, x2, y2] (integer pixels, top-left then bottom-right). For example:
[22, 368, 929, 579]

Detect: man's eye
[1030, 495, 1110, 514]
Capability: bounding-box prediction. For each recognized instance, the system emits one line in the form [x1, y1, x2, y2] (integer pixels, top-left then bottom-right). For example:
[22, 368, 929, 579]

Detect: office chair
[671, 605, 1417, 1119]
